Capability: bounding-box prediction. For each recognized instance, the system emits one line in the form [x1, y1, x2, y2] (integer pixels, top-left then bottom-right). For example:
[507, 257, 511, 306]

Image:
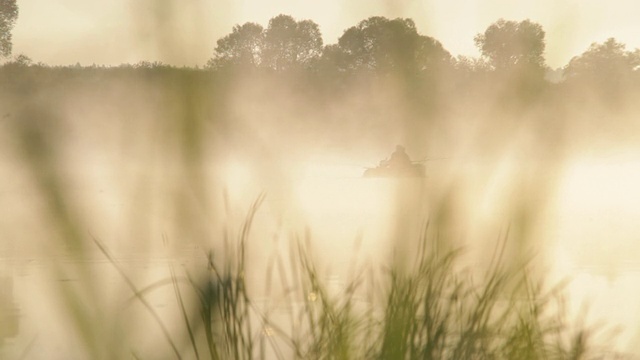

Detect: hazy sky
[11, 0, 640, 68]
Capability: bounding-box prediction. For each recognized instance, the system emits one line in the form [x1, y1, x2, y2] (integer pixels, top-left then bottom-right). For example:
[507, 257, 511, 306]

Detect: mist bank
[2, 60, 639, 154]
[0, 61, 638, 260]
[1, 29, 639, 259]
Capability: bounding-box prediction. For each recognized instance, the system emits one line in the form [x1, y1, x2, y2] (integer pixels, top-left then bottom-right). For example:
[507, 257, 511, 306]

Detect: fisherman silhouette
[363, 145, 424, 178]
[388, 145, 412, 168]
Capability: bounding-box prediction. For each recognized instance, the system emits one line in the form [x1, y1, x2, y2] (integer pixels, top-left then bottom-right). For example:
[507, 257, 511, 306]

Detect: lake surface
[1, 155, 640, 358]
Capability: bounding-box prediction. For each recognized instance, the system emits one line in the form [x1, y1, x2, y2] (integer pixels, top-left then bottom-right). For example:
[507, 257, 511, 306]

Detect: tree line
[2, 4, 640, 163]
[208, 15, 640, 87]
[1, 2, 639, 87]
[3, 4, 640, 133]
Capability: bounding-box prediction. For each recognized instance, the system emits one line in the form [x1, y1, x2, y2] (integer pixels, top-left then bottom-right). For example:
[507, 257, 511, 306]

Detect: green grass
[89, 204, 608, 360]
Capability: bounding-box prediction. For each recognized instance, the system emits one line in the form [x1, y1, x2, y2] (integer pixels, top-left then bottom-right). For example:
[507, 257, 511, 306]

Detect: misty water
[2, 143, 640, 358]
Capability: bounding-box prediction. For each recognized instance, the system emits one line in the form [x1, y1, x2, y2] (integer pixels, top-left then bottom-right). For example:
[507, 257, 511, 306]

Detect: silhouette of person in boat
[389, 145, 412, 168]
[364, 145, 425, 178]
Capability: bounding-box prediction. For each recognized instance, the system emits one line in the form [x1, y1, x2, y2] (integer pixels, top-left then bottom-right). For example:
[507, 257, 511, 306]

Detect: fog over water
[2, 84, 640, 356]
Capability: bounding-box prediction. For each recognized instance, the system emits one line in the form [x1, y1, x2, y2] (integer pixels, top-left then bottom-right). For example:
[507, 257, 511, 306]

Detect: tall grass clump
[179, 194, 265, 360]
[122, 210, 608, 360]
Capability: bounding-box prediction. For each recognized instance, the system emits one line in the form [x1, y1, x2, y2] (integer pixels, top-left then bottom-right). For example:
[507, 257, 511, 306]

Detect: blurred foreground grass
[0, 66, 624, 360]
[84, 196, 605, 360]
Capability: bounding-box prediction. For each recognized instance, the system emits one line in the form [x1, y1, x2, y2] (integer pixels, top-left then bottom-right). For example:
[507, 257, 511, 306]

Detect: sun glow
[554, 155, 640, 267]
[292, 163, 396, 258]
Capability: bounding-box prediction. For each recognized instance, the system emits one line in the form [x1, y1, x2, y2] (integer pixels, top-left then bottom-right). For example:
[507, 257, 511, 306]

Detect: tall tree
[563, 38, 640, 104]
[208, 15, 323, 71]
[336, 16, 451, 74]
[0, 0, 18, 58]
[564, 38, 640, 82]
[208, 22, 264, 69]
[475, 19, 546, 71]
[474, 19, 547, 104]
[262, 14, 323, 71]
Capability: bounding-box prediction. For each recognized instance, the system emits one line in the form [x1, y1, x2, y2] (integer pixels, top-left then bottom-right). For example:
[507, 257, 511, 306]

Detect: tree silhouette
[0, 0, 18, 58]
[474, 19, 547, 104]
[564, 38, 640, 83]
[208, 15, 323, 71]
[563, 38, 640, 104]
[475, 19, 546, 72]
[207, 22, 264, 69]
[262, 15, 323, 71]
[335, 17, 451, 75]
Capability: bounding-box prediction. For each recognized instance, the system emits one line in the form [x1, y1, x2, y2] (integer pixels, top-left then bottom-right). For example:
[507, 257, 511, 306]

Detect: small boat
[363, 162, 425, 178]
[363, 145, 426, 178]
